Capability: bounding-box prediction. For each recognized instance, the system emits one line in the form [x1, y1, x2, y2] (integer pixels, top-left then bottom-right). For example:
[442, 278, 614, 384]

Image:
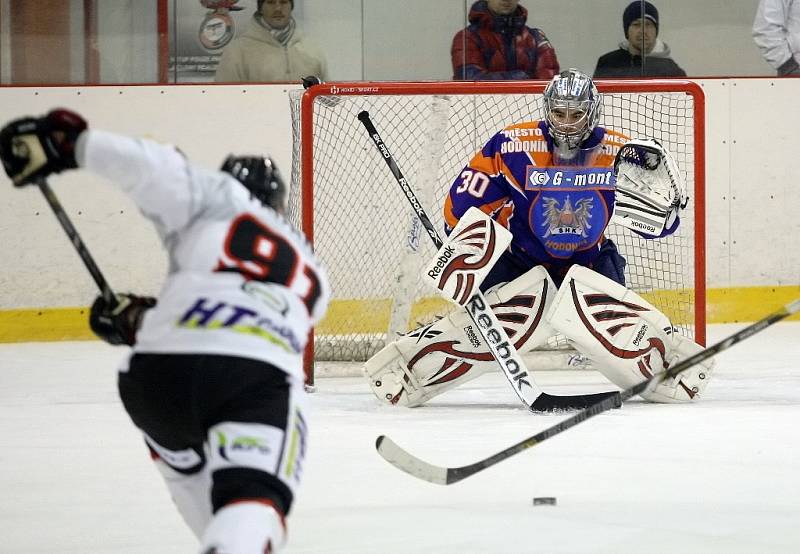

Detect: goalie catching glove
[612, 138, 688, 236]
[0, 109, 87, 186]
[89, 294, 156, 346]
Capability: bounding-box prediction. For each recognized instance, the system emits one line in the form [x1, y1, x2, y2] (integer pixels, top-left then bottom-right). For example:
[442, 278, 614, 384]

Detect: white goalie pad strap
[423, 206, 512, 305]
[641, 333, 714, 403]
[546, 265, 710, 403]
[364, 266, 556, 407]
[612, 138, 687, 235]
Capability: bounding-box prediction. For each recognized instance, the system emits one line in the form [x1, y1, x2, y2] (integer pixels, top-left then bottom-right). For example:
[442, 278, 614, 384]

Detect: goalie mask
[221, 155, 287, 212]
[542, 69, 602, 161]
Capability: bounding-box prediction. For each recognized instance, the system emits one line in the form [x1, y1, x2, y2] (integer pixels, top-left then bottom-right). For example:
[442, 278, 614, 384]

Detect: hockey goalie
[364, 68, 712, 410]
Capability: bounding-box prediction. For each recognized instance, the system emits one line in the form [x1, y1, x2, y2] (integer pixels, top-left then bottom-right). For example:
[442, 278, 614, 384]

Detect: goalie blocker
[423, 206, 512, 305]
[365, 264, 711, 407]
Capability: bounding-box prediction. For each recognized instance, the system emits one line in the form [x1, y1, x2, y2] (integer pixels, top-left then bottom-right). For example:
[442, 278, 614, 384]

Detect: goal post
[289, 80, 706, 384]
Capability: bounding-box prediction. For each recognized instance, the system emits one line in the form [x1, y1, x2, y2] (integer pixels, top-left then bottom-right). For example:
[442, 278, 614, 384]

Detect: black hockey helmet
[220, 155, 287, 212]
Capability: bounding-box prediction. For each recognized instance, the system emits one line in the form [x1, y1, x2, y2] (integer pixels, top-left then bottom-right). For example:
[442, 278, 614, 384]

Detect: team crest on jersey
[525, 166, 612, 259]
[541, 195, 593, 238]
[531, 191, 609, 258]
[528, 191, 608, 258]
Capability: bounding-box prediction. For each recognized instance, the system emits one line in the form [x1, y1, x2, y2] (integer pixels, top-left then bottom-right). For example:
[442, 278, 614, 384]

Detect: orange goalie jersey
[444, 119, 636, 287]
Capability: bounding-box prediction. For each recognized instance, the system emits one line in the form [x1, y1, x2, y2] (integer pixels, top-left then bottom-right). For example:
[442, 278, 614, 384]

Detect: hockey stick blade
[376, 435, 448, 485]
[376, 298, 800, 485]
[530, 390, 622, 412]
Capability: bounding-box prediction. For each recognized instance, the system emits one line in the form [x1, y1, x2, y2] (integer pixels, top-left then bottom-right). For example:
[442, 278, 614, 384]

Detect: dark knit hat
[257, 0, 293, 10]
[623, 1, 659, 36]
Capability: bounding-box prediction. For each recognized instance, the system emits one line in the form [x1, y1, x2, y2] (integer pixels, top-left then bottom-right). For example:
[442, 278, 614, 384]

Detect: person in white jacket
[753, 0, 800, 76]
[216, 0, 327, 83]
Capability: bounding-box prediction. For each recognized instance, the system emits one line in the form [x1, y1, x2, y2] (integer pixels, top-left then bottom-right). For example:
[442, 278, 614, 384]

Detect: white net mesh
[289, 82, 703, 376]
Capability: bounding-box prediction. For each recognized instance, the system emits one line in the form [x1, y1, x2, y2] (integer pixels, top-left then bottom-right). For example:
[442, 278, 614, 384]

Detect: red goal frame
[297, 80, 706, 383]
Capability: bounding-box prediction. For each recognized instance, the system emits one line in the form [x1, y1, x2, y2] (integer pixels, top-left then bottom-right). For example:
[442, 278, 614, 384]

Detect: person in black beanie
[593, 1, 686, 78]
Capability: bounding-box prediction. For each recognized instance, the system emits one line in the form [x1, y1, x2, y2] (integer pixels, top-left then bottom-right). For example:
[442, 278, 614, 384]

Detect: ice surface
[1, 323, 799, 553]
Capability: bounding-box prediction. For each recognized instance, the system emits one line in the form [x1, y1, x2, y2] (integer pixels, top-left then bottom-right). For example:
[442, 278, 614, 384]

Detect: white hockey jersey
[77, 130, 330, 382]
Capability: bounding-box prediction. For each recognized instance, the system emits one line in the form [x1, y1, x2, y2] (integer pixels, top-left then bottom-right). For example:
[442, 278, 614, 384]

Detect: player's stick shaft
[357, 111, 443, 248]
[377, 298, 800, 484]
[36, 177, 118, 308]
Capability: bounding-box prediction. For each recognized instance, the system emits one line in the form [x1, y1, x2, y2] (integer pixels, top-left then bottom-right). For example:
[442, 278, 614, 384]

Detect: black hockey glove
[0, 108, 87, 187]
[89, 294, 156, 346]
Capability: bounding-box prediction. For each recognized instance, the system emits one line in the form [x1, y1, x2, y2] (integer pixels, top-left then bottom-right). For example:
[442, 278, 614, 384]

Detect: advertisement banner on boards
[168, 0, 258, 82]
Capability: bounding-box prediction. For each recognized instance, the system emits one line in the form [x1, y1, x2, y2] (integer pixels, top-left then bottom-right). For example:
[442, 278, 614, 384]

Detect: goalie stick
[375, 298, 800, 484]
[36, 177, 118, 309]
[357, 110, 616, 412]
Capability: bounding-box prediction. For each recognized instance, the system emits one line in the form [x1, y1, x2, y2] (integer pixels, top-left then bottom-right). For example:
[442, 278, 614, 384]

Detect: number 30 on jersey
[456, 170, 490, 198]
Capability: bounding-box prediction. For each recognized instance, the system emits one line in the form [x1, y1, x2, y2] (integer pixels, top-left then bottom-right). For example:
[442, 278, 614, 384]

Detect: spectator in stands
[451, 0, 559, 80]
[753, 0, 800, 76]
[216, 0, 327, 83]
[593, 1, 686, 78]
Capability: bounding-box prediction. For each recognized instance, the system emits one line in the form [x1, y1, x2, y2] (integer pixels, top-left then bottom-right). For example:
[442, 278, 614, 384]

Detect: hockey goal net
[289, 81, 705, 383]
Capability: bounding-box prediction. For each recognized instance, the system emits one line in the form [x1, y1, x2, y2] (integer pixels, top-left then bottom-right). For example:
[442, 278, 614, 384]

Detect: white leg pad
[547, 265, 713, 403]
[364, 266, 557, 407]
[199, 500, 286, 554]
[153, 453, 213, 539]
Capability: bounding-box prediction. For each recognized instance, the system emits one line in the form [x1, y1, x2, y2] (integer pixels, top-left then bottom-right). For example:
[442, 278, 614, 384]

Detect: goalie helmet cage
[289, 80, 706, 384]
